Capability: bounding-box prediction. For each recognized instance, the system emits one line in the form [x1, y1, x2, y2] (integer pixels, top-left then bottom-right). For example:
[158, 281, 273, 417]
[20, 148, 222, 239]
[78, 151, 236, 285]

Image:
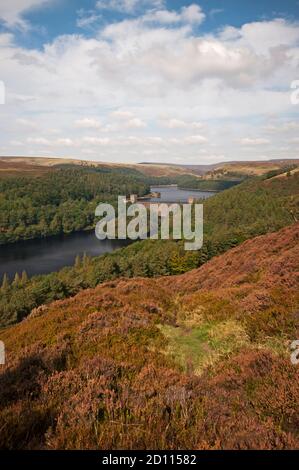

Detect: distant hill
[203, 159, 299, 179]
[1, 156, 298, 179]
[0, 223, 298, 449]
[141, 159, 299, 177]
[0, 156, 194, 178]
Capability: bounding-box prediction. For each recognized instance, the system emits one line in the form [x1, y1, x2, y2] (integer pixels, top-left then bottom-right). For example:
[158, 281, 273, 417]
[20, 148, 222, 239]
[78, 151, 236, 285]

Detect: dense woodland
[0, 170, 298, 329]
[0, 169, 150, 245]
[0, 166, 243, 245]
[175, 175, 241, 191]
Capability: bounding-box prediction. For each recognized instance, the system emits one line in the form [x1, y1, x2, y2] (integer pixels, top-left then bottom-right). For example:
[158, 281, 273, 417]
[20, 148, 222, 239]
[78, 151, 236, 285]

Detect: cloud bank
[0, 2, 298, 163]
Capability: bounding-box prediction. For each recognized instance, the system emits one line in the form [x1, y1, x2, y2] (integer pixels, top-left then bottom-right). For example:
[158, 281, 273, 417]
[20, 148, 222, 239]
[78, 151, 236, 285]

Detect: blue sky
[0, 1, 298, 163]
[3, 1, 299, 49]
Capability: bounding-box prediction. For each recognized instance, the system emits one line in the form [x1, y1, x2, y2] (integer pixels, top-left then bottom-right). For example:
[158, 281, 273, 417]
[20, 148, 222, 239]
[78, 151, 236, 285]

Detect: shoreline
[151, 184, 220, 193]
[177, 186, 220, 193]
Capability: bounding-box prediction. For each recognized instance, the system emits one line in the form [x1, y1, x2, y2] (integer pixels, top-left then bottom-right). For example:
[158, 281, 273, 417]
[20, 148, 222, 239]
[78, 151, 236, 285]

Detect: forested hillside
[0, 223, 298, 449]
[175, 175, 241, 191]
[0, 169, 149, 245]
[0, 171, 298, 329]
[0, 165, 236, 245]
[3, 159, 291, 247]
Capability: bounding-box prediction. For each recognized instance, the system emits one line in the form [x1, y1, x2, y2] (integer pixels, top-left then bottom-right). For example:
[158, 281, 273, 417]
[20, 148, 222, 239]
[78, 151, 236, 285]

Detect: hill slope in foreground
[0, 224, 298, 449]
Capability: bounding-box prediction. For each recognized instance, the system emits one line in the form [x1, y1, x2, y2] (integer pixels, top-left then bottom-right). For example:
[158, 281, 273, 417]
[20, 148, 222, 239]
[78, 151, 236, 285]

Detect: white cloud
[0, 11, 299, 163]
[143, 9, 180, 24]
[110, 110, 146, 128]
[82, 136, 110, 145]
[184, 135, 208, 144]
[160, 118, 203, 129]
[16, 118, 38, 129]
[75, 118, 102, 129]
[99, 19, 292, 89]
[161, 118, 188, 128]
[96, 0, 165, 14]
[26, 136, 75, 147]
[263, 121, 299, 133]
[9, 140, 23, 146]
[180, 5, 205, 24]
[191, 122, 204, 130]
[239, 138, 270, 146]
[143, 4, 205, 25]
[56, 138, 74, 147]
[111, 110, 135, 120]
[76, 11, 102, 29]
[27, 136, 50, 145]
[0, 0, 52, 29]
[126, 118, 146, 128]
[220, 18, 299, 54]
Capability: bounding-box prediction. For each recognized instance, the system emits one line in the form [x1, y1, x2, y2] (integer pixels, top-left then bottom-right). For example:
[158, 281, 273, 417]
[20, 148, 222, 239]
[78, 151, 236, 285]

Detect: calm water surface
[150, 185, 215, 202]
[0, 231, 130, 279]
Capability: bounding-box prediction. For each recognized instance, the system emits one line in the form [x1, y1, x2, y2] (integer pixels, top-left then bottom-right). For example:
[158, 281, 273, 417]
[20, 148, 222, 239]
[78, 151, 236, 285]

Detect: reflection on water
[0, 231, 130, 279]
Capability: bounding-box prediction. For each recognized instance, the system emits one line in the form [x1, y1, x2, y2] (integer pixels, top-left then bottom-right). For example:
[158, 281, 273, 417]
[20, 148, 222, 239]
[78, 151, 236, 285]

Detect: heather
[0, 224, 298, 449]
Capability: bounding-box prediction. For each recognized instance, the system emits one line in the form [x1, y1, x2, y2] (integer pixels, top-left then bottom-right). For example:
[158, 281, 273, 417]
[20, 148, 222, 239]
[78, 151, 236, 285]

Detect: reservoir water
[0, 231, 130, 279]
[150, 185, 215, 203]
[0, 186, 214, 279]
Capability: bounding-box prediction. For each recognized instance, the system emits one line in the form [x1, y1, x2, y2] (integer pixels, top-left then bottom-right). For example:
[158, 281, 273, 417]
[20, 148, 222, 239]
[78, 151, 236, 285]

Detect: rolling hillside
[141, 159, 299, 178]
[203, 160, 299, 178]
[1, 156, 298, 179]
[0, 157, 195, 178]
[0, 223, 298, 449]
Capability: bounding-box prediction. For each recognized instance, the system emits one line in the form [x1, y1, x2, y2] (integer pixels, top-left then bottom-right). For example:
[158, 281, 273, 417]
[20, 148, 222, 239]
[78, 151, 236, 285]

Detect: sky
[0, 0, 298, 165]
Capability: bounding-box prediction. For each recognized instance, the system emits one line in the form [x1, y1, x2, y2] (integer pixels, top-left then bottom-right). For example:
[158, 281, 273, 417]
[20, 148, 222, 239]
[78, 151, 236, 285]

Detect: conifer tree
[75, 255, 81, 269]
[13, 272, 21, 286]
[21, 271, 28, 284]
[82, 252, 91, 267]
[1, 273, 9, 290]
